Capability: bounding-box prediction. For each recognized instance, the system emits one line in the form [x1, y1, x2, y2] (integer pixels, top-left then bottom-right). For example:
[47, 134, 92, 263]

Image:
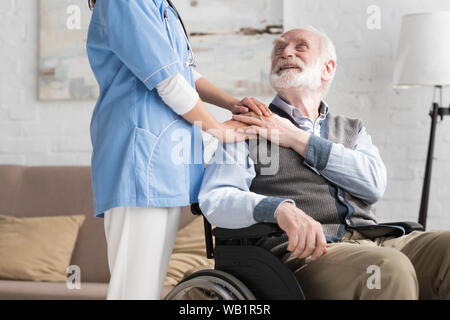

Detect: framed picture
[38, 0, 98, 100]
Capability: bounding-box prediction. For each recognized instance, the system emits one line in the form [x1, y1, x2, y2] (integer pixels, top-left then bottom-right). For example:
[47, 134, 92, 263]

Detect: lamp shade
[392, 12, 450, 88]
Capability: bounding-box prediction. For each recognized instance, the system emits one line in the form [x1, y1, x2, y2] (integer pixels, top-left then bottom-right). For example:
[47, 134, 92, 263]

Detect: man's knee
[291, 244, 419, 299]
[435, 231, 450, 299]
[363, 248, 419, 300]
[414, 230, 450, 299]
[428, 230, 450, 255]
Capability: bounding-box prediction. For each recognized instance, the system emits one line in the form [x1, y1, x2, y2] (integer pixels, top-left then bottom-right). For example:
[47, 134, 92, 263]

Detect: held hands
[229, 97, 272, 117]
[213, 97, 272, 143]
[231, 112, 310, 149]
[215, 98, 311, 146]
[217, 119, 252, 143]
[275, 202, 328, 261]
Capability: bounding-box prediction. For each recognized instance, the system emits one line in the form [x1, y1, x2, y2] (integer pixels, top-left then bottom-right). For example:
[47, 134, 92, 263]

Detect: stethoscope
[167, 0, 197, 68]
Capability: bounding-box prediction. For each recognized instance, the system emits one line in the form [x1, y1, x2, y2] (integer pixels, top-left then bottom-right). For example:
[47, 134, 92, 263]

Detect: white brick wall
[1, 0, 449, 229]
[0, 0, 93, 166]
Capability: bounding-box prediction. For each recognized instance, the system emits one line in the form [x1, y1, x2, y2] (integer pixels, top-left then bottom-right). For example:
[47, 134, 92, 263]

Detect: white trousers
[103, 206, 181, 300]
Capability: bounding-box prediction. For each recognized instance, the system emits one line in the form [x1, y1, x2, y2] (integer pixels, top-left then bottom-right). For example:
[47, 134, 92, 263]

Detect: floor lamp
[392, 12, 450, 229]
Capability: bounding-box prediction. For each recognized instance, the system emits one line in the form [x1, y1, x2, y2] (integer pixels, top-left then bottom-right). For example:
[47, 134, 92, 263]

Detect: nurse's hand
[210, 120, 256, 143]
[230, 97, 272, 117]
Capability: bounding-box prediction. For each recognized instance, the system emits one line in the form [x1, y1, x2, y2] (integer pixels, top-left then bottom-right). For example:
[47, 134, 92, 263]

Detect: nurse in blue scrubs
[86, 0, 270, 299]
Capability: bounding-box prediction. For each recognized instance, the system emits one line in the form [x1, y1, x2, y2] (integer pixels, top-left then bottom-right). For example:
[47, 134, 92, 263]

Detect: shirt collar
[271, 95, 329, 123]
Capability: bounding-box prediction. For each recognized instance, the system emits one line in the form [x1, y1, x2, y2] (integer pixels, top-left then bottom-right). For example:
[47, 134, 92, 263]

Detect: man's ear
[321, 59, 336, 82]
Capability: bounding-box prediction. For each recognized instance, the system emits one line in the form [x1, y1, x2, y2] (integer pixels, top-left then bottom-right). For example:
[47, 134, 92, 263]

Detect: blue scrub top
[86, 0, 204, 217]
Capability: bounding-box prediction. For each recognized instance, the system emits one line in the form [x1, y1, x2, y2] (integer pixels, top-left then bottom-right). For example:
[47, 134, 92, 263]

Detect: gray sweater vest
[247, 112, 378, 240]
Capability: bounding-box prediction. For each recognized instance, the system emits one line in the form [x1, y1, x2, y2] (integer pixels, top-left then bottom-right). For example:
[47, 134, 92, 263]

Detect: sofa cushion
[0, 280, 107, 300]
[0, 165, 110, 283]
[0, 214, 85, 282]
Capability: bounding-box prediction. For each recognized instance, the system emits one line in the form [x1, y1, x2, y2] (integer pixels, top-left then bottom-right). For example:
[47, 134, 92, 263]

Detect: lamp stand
[418, 91, 450, 229]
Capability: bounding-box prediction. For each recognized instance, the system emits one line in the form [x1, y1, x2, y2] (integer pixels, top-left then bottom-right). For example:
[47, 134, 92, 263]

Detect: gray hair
[304, 26, 337, 92]
[304, 26, 336, 62]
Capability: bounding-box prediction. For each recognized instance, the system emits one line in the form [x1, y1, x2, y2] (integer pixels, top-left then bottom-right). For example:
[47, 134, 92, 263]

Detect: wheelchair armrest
[213, 223, 284, 240]
[383, 221, 425, 234]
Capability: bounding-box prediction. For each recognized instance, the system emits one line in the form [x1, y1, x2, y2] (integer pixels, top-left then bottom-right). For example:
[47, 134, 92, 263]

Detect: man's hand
[231, 112, 311, 153]
[222, 119, 249, 130]
[229, 97, 272, 117]
[205, 119, 256, 143]
[275, 202, 328, 261]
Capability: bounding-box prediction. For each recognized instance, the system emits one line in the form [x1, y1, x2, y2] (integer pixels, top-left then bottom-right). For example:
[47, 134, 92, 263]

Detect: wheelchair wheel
[164, 269, 256, 300]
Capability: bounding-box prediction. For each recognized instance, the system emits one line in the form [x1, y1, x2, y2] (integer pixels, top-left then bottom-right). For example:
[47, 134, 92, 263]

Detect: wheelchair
[164, 203, 425, 300]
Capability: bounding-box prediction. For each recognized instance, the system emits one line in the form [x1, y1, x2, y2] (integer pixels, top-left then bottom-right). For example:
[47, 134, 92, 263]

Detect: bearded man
[197, 27, 450, 300]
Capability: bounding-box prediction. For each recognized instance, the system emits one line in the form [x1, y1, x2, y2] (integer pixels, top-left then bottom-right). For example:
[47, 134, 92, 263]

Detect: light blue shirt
[198, 96, 387, 228]
[272, 95, 327, 137]
[87, 0, 204, 217]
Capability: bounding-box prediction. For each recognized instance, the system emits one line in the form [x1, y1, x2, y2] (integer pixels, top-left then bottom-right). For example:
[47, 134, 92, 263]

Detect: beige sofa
[0, 164, 211, 300]
[0, 165, 110, 299]
[0, 164, 211, 299]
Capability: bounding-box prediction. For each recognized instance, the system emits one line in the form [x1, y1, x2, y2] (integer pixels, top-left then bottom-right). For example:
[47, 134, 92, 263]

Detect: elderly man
[198, 27, 450, 300]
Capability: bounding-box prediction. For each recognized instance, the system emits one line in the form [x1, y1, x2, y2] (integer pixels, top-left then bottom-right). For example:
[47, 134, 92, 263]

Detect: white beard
[270, 57, 322, 90]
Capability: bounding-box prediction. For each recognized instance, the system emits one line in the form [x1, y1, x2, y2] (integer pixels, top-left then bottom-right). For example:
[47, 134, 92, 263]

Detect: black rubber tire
[165, 269, 256, 300]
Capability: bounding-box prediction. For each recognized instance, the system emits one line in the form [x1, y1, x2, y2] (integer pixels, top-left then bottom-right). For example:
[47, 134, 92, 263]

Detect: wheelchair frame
[166, 203, 305, 300]
[165, 203, 424, 300]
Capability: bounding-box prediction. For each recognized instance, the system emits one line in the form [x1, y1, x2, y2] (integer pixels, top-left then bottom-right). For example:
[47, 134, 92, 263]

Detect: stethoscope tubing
[167, 0, 197, 68]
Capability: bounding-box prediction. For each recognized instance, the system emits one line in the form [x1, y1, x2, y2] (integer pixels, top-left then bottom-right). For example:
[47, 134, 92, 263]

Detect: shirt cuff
[253, 197, 295, 224]
[192, 69, 203, 82]
[156, 73, 199, 115]
[143, 60, 184, 91]
[304, 134, 333, 171]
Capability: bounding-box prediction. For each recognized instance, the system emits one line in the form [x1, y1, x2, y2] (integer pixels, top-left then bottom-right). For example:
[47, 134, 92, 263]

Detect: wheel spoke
[164, 272, 255, 300]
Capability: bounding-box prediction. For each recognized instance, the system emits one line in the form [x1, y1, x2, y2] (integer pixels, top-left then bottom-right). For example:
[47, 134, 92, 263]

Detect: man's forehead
[274, 29, 319, 45]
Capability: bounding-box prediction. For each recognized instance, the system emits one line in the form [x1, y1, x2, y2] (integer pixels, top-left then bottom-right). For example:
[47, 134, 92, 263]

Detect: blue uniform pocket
[134, 120, 191, 206]
[134, 127, 158, 204]
[147, 120, 190, 199]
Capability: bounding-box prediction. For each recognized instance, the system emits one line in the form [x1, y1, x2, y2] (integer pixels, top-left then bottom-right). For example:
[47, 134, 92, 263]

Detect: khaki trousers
[283, 229, 450, 300]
